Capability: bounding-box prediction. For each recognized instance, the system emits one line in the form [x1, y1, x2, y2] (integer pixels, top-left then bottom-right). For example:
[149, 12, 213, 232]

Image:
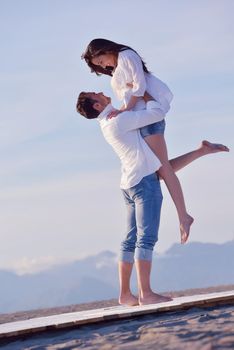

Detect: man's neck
[100, 102, 109, 112]
[98, 103, 114, 120]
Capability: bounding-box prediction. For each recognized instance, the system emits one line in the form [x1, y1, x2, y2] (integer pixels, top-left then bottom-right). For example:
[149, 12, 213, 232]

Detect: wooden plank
[0, 290, 233, 340]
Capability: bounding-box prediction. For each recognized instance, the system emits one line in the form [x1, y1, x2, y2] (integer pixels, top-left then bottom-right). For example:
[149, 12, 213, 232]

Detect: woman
[82, 38, 193, 244]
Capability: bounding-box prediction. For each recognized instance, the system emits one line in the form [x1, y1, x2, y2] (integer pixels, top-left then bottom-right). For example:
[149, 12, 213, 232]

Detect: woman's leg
[168, 140, 229, 173]
[144, 134, 193, 244]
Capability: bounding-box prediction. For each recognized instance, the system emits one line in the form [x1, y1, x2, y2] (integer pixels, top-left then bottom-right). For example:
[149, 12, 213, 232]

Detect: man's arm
[117, 96, 166, 132]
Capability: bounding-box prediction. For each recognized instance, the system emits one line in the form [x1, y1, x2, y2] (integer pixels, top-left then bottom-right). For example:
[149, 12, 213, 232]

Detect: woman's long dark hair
[82, 38, 149, 77]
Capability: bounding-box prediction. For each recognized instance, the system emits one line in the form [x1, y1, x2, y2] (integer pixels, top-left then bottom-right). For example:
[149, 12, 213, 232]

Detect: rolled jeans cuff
[119, 250, 134, 263]
[135, 247, 153, 261]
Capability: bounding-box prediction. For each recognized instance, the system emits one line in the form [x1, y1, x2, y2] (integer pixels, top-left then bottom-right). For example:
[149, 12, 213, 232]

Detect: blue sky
[0, 0, 233, 274]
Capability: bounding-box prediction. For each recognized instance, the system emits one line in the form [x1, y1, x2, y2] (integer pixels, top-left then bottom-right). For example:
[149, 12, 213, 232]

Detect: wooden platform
[0, 290, 233, 340]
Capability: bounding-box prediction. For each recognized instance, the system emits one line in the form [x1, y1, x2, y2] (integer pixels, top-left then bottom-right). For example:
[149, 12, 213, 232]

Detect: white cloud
[10, 256, 67, 275]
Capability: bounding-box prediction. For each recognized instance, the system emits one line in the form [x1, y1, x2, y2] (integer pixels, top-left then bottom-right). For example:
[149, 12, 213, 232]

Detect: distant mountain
[0, 242, 233, 313]
[151, 241, 234, 292]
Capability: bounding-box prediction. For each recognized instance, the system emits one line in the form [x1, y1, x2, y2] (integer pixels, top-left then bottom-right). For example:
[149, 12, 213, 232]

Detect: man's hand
[126, 82, 133, 88]
[107, 109, 122, 119]
[107, 92, 155, 119]
[143, 91, 155, 102]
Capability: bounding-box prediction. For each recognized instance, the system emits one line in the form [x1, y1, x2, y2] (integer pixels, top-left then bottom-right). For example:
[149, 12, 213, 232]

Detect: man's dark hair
[76, 92, 99, 119]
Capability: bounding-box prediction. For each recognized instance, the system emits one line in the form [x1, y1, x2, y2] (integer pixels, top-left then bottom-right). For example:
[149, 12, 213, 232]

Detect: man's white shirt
[97, 101, 165, 190]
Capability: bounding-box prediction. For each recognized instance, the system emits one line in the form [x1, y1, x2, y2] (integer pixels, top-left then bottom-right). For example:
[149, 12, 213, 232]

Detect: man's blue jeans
[120, 173, 163, 263]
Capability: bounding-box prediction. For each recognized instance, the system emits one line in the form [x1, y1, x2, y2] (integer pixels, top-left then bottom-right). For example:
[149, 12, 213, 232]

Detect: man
[76, 91, 229, 306]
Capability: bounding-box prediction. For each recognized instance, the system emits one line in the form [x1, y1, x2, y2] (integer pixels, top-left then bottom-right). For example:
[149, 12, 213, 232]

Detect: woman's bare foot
[180, 214, 194, 244]
[139, 292, 172, 306]
[200, 140, 229, 155]
[119, 292, 139, 306]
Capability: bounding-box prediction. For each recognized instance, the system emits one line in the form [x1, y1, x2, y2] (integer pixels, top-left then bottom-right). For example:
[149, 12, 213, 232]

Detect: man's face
[86, 92, 111, 105]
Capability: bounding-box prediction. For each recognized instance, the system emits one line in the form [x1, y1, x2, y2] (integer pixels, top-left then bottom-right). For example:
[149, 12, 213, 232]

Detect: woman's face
[91, 53, 116, 69]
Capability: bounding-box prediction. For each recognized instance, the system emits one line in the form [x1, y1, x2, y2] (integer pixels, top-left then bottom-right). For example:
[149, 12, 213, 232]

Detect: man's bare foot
[139, 292, 172, 306]
[119, 292, 139, 306]
[180, 214, 194, 244]
[200, 140, 229, 155]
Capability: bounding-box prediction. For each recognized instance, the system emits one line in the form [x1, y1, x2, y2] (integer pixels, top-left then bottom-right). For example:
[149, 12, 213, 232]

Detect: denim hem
[119, 250, 134, 263]
[135, 247, 153, 261]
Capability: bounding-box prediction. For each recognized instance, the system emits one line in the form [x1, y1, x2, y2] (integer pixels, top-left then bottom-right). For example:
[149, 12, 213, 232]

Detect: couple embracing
[76, 39, 229, 306]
